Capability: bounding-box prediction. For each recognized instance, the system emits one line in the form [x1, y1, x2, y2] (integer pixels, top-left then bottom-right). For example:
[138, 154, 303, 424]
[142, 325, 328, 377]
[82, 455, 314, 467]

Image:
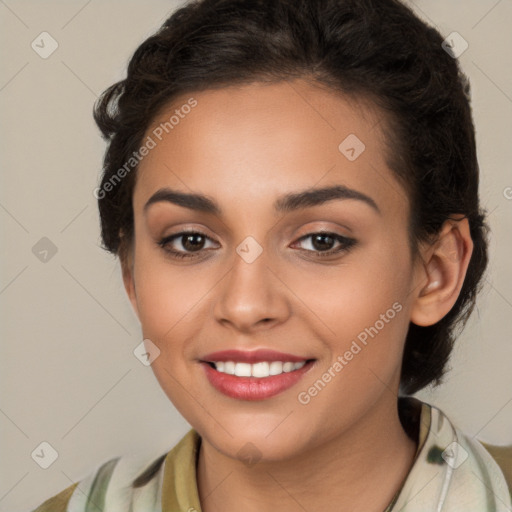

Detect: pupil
[183, 234, 204, 251]
[313, 234, 334, 251]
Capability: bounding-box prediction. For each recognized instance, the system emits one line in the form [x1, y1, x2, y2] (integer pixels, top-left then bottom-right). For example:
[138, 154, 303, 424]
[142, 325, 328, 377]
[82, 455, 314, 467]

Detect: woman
[33, 0, 511, 510]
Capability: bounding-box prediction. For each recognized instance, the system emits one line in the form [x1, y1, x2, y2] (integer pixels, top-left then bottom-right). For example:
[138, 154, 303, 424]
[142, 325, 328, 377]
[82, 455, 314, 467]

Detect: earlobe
[410, 217, 474, 327]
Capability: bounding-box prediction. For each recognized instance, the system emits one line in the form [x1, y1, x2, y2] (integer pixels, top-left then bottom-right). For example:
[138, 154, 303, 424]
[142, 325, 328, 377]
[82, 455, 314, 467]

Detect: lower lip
[201, 361, 314, 400]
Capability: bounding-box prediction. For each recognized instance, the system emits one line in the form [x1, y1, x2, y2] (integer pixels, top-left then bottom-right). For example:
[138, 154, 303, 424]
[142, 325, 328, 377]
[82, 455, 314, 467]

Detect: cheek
[291, 237, 412, 337]
[288, 238, 413, 404]
[291, 251, 412, 425]
[131, 244, 210, 342]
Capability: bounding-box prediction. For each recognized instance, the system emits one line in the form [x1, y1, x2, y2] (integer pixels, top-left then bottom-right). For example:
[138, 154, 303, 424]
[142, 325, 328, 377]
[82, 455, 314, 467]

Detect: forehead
[134, 79, 408, 220]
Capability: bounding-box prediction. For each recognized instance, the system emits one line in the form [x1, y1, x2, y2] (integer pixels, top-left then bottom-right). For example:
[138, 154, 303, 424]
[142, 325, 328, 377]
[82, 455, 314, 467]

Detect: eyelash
[157, 230, 357, 260]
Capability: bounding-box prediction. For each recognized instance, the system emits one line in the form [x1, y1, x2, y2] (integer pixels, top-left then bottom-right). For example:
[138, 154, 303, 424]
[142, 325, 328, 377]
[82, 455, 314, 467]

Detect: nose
[212, 246, 291, 333]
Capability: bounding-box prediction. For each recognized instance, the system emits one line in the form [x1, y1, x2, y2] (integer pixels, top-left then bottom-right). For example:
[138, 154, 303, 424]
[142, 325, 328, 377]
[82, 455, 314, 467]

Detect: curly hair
[93, 0, 489, 395]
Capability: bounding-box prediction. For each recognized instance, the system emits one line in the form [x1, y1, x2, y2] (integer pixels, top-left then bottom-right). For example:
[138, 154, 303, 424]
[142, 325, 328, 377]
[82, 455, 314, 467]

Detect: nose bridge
[213, 237, 289, 331]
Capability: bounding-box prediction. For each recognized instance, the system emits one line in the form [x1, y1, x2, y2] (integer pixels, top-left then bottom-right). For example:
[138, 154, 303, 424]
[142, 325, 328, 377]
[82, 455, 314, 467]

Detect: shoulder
[393, 398, 511, 511]
[30, 430, 200, 512]
[31, 482, 79, 512]
[423, 401, 512, 506]
[30, 450, 166, 512]
[479, 442, 512, 498]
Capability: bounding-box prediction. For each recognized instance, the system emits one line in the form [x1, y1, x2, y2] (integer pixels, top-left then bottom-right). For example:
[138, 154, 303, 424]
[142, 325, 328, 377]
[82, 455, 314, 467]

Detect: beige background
[0, 1, 511, 510]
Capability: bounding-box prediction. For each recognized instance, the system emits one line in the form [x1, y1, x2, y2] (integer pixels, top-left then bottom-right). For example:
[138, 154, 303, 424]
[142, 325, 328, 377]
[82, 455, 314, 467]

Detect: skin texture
[121, 79, 473, 512]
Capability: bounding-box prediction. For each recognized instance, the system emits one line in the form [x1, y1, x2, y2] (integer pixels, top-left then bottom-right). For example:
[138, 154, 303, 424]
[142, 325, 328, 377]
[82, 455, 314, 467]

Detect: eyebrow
[143, 184, 380, 216]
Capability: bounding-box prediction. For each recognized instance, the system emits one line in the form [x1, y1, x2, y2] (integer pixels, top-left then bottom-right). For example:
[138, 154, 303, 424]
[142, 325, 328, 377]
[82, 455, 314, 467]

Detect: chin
[195, 414, 314, 464]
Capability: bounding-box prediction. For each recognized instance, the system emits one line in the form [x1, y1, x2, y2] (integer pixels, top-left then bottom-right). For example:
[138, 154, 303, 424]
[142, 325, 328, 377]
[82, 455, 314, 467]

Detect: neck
[197, 396, 418, 512]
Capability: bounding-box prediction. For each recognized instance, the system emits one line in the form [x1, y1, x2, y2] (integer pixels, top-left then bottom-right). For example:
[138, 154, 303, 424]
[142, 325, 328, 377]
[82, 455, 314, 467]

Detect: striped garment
[32, 398, 512, 512]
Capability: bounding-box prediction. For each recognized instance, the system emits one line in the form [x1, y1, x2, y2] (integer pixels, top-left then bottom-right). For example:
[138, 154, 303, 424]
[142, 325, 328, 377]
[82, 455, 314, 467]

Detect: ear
[410, 217, 474, 327]
[119, 237, 140, 321]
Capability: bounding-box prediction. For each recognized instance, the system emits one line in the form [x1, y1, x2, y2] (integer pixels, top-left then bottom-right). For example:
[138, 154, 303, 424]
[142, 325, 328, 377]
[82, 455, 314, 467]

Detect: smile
[199, 349, 315, 400]
[210, 360, 306, 377]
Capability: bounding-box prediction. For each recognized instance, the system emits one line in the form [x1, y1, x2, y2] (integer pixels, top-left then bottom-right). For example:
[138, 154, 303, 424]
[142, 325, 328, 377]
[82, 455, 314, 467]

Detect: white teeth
[283, 362, 295, 372]
[234, 362, 252, 377]
[224, 361, 236, 375]
[269, 361, 283, 375]
[212, 360, 307, 377]
[251, 362, 269, 378]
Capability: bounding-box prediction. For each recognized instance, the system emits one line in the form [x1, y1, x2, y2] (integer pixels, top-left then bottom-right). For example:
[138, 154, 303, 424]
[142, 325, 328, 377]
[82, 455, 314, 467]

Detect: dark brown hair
[93, 0, 488, 395]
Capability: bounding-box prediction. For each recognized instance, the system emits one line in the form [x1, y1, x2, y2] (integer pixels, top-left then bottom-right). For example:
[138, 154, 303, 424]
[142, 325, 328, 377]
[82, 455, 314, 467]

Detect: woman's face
[124, 79, 422, 461]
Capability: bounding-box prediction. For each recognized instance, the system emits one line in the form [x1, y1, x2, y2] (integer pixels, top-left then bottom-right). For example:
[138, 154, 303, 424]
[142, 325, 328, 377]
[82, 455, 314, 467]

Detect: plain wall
[0, 1, 511, 510]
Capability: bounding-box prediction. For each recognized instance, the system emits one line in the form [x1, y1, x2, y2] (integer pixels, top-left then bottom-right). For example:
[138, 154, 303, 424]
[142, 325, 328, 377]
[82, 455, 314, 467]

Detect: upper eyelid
[295, 231, 352, 241]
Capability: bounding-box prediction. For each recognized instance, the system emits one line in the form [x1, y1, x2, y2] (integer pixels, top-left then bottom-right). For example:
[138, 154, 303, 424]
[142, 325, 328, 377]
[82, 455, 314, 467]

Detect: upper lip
[200, 349, 312, 363]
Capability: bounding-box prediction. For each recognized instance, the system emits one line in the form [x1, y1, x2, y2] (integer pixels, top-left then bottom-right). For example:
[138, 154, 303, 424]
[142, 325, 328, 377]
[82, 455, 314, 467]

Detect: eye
[292, 231, 357, 258]
[157, 231, 218, 259]
[157, 230, 357, 260]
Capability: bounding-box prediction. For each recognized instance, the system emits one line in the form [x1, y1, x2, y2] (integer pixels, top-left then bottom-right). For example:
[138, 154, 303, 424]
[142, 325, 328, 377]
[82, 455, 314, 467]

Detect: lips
[201, 349, 309, 363]
[199, 349, 315, 400]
